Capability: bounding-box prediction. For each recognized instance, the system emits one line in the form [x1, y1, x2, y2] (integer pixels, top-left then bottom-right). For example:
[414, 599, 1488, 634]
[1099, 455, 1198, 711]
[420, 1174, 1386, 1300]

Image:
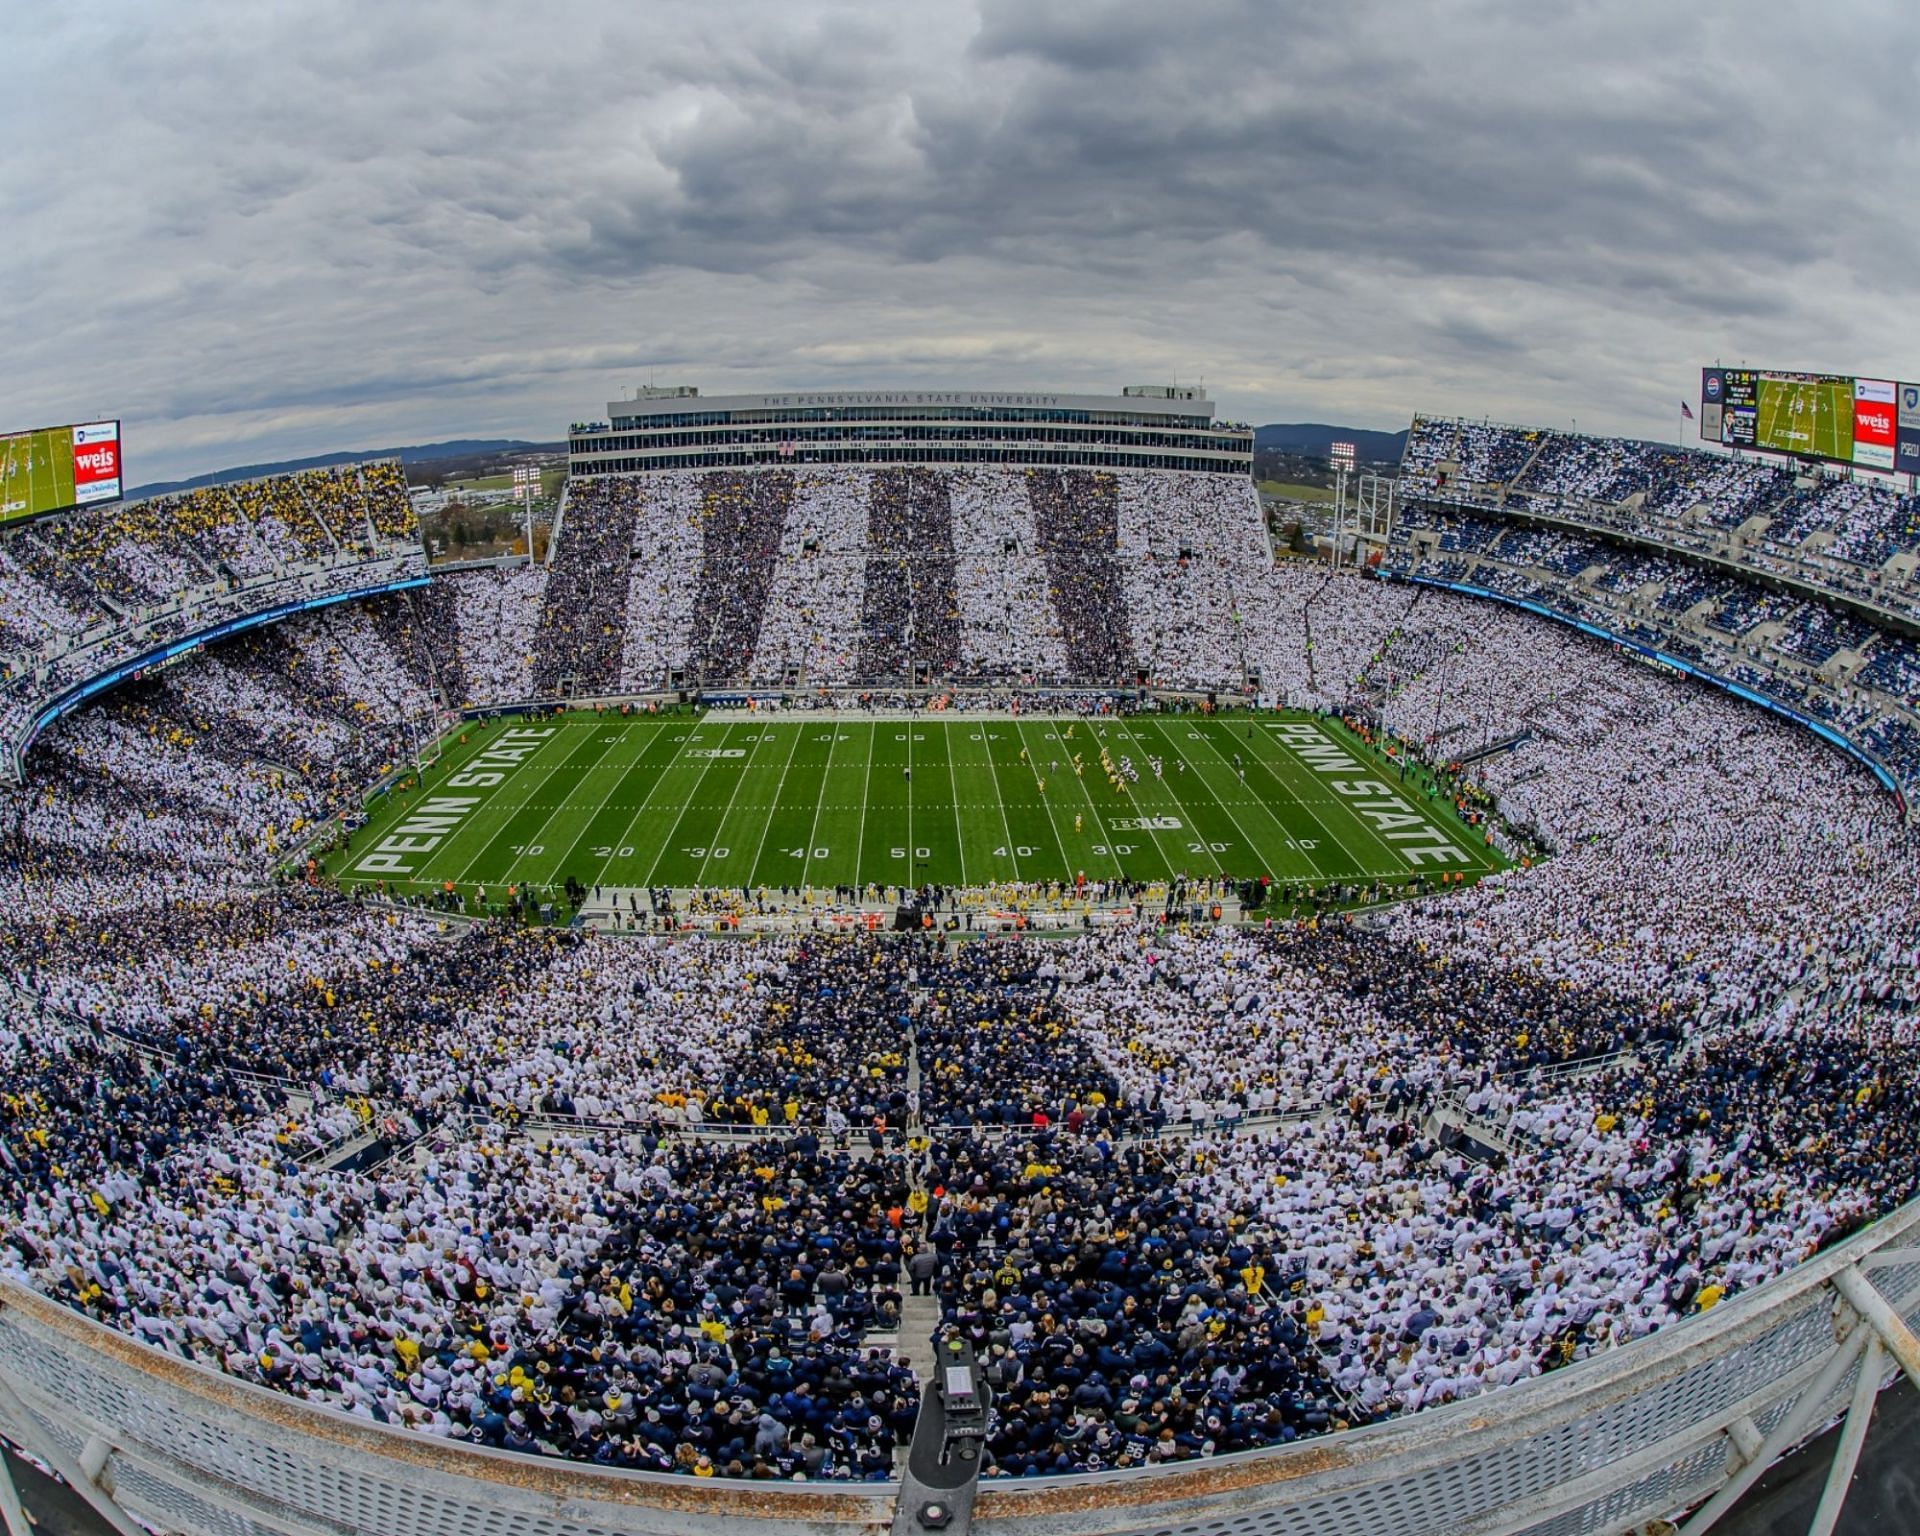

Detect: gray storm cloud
[3, 0, 1916, 482]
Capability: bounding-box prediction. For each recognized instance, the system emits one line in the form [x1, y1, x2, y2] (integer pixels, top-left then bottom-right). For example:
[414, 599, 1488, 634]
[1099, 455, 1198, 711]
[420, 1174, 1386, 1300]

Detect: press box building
[567, 384, 1255, 477]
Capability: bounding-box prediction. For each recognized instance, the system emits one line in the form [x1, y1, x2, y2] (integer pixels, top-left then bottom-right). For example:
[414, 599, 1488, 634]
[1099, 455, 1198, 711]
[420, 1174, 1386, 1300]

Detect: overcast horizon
[6, 0, 1918, 486]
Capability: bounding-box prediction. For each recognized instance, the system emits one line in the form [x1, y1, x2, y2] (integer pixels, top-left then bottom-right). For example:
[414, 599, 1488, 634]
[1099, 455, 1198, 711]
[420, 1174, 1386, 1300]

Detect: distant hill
[1254, 423, 1407, 464]
[128, 439, 563, 498]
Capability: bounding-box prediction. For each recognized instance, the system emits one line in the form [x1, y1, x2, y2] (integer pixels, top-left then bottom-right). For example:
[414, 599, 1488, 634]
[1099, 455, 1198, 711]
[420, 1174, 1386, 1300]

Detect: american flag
[1680, 401, 1695, 421]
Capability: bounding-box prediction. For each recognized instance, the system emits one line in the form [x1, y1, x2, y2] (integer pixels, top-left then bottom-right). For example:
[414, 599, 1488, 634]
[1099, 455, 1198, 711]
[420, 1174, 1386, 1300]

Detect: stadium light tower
[512, 465, 539, 559]
[1331, 460, 1394, 572]
[1329, 442, 1356, 568]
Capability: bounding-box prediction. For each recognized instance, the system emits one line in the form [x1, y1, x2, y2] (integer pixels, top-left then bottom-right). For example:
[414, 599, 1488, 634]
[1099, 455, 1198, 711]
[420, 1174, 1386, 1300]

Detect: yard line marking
[639, 721, 740, 888]
[943, 721, 970, 889]
[740, 721, 806, 888]
[446, 722, 604, 889]
[436, 722, 584, 884]
[541, 718, 668, 883]
[344, 709, 1497, 899]
[852, 723, 876, 894]
[1009, 719, 1084, 884]
[1113, 720, 1211, 876]
[484, 725, 635, 890]
[975, 724, 1025, 883]
[549, 721, 691, 898]
[1170, 719, 1338, 882]
[1113, 720, 1223, 878]
[1019, 720, 1124, 882]
[695, 721, 775, 887]
[797, 723, 849, 893]
[694, 721, 784, 888]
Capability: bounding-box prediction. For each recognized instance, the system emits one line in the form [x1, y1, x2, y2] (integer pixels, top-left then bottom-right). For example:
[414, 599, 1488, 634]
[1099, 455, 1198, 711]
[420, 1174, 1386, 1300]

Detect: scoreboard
[0, 420, 123, 527]
[1701, 369, 1916, 475]
[1902, 384, 1920, 478]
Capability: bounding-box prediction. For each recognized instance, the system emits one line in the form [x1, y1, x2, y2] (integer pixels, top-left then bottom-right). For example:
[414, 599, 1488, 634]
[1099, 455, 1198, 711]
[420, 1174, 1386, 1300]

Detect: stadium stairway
[895, 1291, 944, 1376]
[894, 1003, 945, 1376]
[545, 479, 568, 566]
[1507, 431, 1553, 494]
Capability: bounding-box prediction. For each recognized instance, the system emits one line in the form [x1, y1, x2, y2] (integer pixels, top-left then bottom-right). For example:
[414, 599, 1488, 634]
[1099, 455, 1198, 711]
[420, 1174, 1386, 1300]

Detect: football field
[335, 711, 1504, 897]
[0, 427, 72, 523]
[1756, 377, 1852, 461]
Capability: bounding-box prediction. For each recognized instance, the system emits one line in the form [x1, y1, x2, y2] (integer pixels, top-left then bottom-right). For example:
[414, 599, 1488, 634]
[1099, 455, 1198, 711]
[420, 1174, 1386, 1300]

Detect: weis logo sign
[73, 439, 119, 485]
[69, 423, 122, 503]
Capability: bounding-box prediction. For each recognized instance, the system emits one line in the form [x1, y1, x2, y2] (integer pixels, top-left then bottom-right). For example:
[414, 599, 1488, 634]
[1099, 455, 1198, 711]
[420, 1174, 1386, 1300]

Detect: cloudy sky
[6, 0, 1918, 484]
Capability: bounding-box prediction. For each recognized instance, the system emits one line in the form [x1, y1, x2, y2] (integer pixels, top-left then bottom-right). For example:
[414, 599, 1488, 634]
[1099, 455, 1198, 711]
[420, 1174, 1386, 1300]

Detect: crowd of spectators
[948, 470, 1071, 679]
[750, 470, 868, 686]
[0, 463, 424, 753]
[286, 602, 439, 731]
[1376, 499, 1920, 791]
[685, 471, 797, 685]
[2, 459, 1920, 1486]
[1405, 415, 1920, 627]
[1026, 470, 1136, 682]
[532, 477, 644, 696]
[372, 582, 467, 709]
[445, 564, 546, 707]
[510, 466, 1262, 695]
[857, 470, 963, 680]
[1117, 472, 1268, 690]
[620, 473, 705, 693]
[9, 780, 1909, 1477]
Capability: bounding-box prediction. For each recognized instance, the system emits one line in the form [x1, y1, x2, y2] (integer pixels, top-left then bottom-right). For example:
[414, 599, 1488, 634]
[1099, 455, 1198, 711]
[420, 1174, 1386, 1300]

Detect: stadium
[0, 362, 1917, 1536]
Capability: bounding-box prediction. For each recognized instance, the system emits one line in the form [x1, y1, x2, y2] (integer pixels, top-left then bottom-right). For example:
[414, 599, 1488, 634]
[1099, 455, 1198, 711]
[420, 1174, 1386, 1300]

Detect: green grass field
[335, 711, 1504, 898]
[444, 473, 514, 493]
[1258, 479, 1335, 504]
[1756, 377, 1851, 461]
[1, 426, 74, 524]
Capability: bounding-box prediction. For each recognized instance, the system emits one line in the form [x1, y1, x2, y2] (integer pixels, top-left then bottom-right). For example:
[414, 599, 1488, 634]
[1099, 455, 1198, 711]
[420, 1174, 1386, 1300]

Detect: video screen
[1701, 370, 1908, 473]
[0, 420, 123, 526]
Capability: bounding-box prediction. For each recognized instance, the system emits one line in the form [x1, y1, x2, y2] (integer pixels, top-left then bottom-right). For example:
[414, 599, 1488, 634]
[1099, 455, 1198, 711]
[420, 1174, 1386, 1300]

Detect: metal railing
[1, 1197, 1915, 1536]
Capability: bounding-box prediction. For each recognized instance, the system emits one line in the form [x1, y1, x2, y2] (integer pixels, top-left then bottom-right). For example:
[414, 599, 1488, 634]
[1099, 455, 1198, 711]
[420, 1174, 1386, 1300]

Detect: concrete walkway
[896, 1291, 944, 1372]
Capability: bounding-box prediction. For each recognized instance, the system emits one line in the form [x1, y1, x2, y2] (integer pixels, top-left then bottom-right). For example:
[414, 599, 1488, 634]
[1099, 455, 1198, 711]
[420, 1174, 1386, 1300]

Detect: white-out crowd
[459, 467, 1280, 700]
[0, 522, 1915, 1483]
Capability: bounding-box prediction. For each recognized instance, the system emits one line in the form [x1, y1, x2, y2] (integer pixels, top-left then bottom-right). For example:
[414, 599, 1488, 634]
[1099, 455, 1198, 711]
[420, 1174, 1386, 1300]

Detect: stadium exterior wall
[2, 1199, 1917, 1536]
